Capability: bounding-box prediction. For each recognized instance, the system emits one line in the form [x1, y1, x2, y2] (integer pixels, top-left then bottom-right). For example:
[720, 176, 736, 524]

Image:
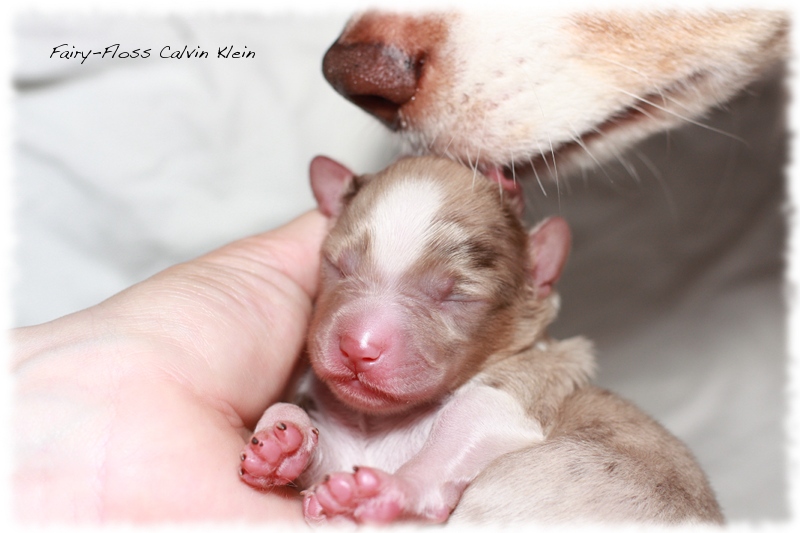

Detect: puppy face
[307, 157, 533, 415]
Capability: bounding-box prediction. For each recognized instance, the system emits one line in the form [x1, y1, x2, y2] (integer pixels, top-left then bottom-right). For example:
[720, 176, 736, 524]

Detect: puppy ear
[309, 155, 356, 218]
[484, 166, 524, 217]
[528, 217, 571, 298]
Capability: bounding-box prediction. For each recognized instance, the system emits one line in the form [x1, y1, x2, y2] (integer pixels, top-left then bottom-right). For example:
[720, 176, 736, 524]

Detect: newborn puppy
[238, 156, 723, 525]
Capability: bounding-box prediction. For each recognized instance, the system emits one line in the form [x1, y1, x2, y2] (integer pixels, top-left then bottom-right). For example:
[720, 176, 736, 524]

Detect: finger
[124, 209, 328, 421]
[220, 208, 328, 299]
[14, 209, 328, 426]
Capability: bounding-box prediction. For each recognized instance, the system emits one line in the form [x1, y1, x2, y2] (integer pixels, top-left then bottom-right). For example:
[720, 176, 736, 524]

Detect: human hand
[12, 210, 327, 524]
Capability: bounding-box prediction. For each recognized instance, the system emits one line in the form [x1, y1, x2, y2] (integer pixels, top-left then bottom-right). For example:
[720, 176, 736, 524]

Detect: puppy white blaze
[368, 177, 443, 277]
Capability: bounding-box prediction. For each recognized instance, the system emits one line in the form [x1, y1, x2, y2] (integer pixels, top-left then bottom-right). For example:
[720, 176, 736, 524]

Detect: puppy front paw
[239, 420, 318, 489]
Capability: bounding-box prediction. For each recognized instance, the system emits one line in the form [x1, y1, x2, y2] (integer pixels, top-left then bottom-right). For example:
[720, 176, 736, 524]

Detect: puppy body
[239, 156, 722, 525]
[454, 381, 722, 524]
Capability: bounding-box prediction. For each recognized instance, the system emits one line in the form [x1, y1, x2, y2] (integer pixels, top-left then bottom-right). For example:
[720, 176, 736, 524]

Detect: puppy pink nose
[339, 332, 384, 370]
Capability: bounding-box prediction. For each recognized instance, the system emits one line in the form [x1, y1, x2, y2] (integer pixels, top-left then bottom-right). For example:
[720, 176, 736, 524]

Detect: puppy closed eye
[323, 248, 360, 280]
[444, 290, 476, 302]
[443, 286, 486, 307]
[426, 276, 481, 304]
[322, 255, 343, 280]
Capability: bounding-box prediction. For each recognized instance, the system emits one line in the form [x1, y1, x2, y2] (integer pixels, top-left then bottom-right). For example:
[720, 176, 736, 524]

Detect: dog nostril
[322, 41, 420, 130]
[349, 95, 403, 129]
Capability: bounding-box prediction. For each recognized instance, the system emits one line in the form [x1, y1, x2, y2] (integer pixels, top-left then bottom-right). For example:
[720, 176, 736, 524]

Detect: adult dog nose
[322, 41, 420, 130]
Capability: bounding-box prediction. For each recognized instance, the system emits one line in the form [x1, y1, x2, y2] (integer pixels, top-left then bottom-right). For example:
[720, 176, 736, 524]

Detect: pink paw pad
[303, 466, 405, 524]
[238, 421, 317, 489]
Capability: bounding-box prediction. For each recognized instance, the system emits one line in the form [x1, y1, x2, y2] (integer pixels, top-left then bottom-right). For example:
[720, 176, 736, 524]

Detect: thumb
[100, 209, 328, 426]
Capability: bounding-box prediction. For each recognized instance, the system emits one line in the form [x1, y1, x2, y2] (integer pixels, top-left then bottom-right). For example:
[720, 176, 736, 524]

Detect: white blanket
[12, 13, 790, 521]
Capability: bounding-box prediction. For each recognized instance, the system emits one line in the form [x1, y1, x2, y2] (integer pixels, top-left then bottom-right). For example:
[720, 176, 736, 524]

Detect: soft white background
[7, 1, 799, 526]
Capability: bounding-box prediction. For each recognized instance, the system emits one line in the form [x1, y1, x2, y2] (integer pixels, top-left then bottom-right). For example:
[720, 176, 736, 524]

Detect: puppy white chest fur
[302, 377, 545, 490]
[303, 391, 440, 480]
